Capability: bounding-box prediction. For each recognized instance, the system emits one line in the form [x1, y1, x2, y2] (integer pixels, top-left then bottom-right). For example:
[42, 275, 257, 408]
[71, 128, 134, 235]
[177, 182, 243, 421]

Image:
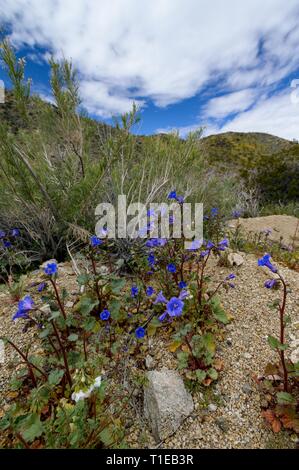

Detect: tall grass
[0, 39, 242, 267]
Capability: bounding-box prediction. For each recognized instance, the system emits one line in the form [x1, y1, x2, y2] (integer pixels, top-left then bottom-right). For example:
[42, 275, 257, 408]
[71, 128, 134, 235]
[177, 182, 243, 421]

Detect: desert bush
[0, 39, 242, 270]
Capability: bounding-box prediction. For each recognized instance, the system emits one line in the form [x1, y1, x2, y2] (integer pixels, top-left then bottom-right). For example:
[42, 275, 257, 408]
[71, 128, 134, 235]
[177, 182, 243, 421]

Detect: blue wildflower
[131, 285, 139, 297]
[232, 210, 242, 218]
[37, 282, 47, 292]
[11, 228, 20, 237]
[147, 252, 155, 266]
[258, 253, 278, 273]
[264, 279, 276, 289]
[200, 250, 209, 257]
[145, 239, 155, 248]
[146, 286, 155, 296]
[211, 207, 219, 217]
[145, 238, 163, 248]
[12, 310, 30, 321]
[166, 297, 184, 317]
[3, 240, 12, 248]
[147, 208, 155, 217]
[154, 291, 167, 304]
[206, 241, 215, 250]
[218, 238, 229, 250]
[44, 262, 58, 276]
[100, 309, 111, 320]
[226, 273, 236, 280]
[0, 230, 5, 238]
[176, 195, 184, 204]
[178, 290, 188, 300]
[179, 281, 187, 289]
[168, 190, 177, 199]
[187, 239, 202, 251]
[19, 295, 34, 312]
[167, 263, 176, 273]
[156, 238, 167, 246]
[90, 235, 103, 247]
[13, 295, 34, 321]
[135, 327, 145, 339]
[158, 311, 168, 321]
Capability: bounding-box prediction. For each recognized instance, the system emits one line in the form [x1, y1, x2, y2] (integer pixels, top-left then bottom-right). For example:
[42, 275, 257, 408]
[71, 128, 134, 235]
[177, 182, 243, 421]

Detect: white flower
[71, 375, 102, 402]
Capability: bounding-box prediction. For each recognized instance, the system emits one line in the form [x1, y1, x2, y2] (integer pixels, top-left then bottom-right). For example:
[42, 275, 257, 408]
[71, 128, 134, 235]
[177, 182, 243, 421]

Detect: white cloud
[219, 90, 299, 140]
[203, 89, 258, 118]
[1, 0, 299, 122]
[161, 90, 299, 140]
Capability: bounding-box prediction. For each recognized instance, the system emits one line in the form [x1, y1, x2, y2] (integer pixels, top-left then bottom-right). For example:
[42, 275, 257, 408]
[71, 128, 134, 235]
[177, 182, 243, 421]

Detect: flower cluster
[0, 227, 20, 250]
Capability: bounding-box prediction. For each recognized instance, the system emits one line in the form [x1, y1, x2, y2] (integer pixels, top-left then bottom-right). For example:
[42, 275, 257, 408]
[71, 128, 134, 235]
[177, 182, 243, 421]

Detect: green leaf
[75, 296, 98, 316]
[111, 278, 126, 294]
[77, 274, 91, 285]
[38, 328, 50, 339]
[195, 370, 206, 382]
[48, 369, 65, 386]
[100, 427, 114, 446]
[83, 317, 96, 332]
[201, 333, 216, 355]
[177, 351, 189, 370]
[48, 311, 60, 321]
[109, 299, 121, 320]
[277, 392, 296, 404]
[208, 368, 218, 380]
[68, 333, 79, 342]
[21, 413, 44, 442]
[211, 296, 229, 324]
[267, 335, 288, 351]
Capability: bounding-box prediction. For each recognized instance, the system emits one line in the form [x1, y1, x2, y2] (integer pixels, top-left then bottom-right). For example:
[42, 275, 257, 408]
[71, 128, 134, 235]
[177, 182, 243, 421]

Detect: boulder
[144, 368, 194, 442]
[227, 252, 244, 267]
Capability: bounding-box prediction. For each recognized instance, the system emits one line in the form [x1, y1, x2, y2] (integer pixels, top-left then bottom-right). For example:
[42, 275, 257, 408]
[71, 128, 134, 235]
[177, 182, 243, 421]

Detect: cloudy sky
[1, 0, 299, 138]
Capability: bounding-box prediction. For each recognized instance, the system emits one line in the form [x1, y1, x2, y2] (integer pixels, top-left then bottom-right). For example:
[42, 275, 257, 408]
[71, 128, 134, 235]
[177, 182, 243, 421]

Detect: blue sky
[1, 0, 299, 139]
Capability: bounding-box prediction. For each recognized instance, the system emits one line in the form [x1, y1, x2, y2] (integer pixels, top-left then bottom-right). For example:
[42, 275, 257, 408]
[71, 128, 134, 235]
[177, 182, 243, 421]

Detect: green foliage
[202, 131, 299, 206]
[0, 40, 243, 268]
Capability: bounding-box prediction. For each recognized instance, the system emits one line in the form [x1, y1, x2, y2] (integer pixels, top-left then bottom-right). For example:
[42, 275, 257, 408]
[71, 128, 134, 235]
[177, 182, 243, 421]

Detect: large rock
[228, 215, 299, 249]
[227, 252, 244, 267]
[144, 368, 194, 442]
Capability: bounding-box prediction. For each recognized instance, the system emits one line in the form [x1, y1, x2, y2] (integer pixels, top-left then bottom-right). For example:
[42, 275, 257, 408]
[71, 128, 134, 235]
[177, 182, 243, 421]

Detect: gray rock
[208, 403, 217, 412]
[215, 417, 230, 432]
[243, 352, 252, 359]
[144, 368, 194, 442]
[227, 252, 244, 267]
[145, 355, 154, 369]
[242, 383, 253, 394]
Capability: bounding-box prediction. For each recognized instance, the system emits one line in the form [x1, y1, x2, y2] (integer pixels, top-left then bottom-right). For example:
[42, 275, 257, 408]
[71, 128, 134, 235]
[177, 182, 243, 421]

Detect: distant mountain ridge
[201, 131, 296, 167]
[0, 91, 298, 203]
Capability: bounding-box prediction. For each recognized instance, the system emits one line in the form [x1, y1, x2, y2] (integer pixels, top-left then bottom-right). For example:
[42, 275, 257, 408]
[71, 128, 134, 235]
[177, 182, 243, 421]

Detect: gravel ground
[0, 253, 298, 448]
[159, 253, 299, 449]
